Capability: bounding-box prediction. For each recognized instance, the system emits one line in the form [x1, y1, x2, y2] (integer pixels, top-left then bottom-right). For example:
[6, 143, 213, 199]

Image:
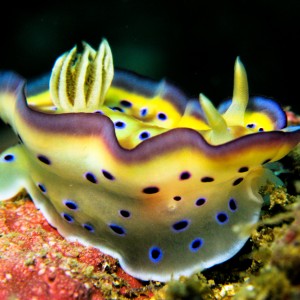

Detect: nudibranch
[0, 39, 300, 282]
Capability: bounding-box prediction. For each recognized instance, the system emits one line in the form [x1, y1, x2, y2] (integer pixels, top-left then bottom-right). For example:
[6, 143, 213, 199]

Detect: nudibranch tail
[1, 39, 300, 282]
[0, 72, 24, 128]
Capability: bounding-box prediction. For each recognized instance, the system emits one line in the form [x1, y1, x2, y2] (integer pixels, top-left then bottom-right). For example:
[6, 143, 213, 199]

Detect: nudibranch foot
[1, 39, 300, 282]
[0, 145, 65, 233]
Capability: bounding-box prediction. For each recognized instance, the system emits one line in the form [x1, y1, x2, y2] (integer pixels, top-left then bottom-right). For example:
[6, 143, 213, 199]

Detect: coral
[0, 196, 154, 300]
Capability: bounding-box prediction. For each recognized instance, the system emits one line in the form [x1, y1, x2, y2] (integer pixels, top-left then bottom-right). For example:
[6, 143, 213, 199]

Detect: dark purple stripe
[15, 85, 300, 165]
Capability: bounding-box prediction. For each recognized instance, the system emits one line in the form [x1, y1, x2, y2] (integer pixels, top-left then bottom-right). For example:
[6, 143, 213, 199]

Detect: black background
[1, 0, 300, 112]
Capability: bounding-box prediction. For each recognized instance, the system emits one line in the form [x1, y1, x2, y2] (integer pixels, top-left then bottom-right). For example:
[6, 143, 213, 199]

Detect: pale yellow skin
[0, 40, 299, 281]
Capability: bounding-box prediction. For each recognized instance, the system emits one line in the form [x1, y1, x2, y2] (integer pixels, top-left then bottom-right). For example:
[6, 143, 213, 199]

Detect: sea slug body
[0, 39, 299, 281]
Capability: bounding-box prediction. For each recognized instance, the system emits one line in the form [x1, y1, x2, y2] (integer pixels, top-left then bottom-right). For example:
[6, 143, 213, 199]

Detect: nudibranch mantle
[0, 40, 300, 282]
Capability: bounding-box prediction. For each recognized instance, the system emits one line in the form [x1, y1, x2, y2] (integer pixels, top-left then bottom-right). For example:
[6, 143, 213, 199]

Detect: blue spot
[149, 246, 163, 263]
[140, 108, 148, 117]
[63, 200, 78, 210]
[143, 186, 159, 194]
[94, 110, 104, 114]
[229, 198, 238, 211]
[157, 113, 167, 120]
[109, 224, 126, 236]
[258, 128, 264, 132]
[3, 154, 15, 162]
[172, 219, 190, 232]
[114, 121, 126, 129]
[233, 177, 243, 186]
[62, 213, 74, 223]
[110, 107, 124, 112]
[180, 171, 191, 180]
[216, 212, 229, 224]
[37, 155, 51, 165]
[246, 123, 255, 128]
[85, 172, 97, 184]
[120, 100, 132, 107]
[238, 166, 249, 173]
[83, 223, 95, 232]
[119, 210, 131, 218]
[38, 183, 47, 193]
[189, 238, 203, 252]
[139, 131, 150, 140]
[195, 198, 206, 206]
[201, 177, 214, 182]
[102, 170, 115, 180]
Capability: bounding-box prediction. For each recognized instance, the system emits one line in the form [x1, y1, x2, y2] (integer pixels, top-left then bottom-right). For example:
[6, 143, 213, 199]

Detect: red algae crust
[0, 196, 154, 300]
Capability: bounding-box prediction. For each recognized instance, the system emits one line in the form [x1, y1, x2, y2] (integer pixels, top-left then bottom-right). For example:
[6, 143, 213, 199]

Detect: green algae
[233, 266, 292, 300]
[154, 274, 214, 300]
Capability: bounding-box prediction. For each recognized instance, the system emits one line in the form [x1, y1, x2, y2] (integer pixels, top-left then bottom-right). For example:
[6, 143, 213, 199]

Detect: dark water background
[1, 0, 300, 112]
